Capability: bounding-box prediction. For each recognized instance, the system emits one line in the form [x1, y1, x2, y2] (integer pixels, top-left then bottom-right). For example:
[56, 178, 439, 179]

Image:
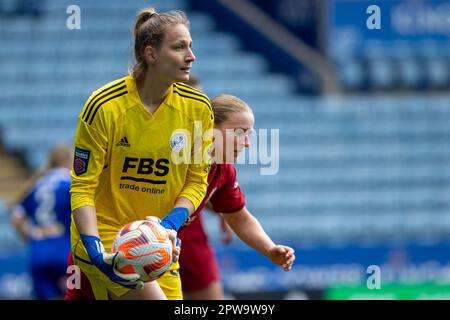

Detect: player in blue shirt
[11, 145, 73, 299]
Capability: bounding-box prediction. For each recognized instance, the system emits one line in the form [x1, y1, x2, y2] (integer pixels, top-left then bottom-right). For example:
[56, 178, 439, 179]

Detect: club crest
[170, 132, 187, 152]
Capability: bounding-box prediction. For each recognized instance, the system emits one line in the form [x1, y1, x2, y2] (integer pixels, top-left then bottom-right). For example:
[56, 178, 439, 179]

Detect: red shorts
[64, 251, 95, 300]
[178, 213, 220, 292]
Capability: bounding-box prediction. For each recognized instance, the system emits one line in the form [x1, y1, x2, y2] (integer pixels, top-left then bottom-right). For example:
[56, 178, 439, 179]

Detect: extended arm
[222, 207, 295, 271]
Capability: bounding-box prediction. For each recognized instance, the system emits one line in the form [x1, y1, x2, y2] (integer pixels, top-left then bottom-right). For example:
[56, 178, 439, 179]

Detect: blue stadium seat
[426, 59, 450, 89]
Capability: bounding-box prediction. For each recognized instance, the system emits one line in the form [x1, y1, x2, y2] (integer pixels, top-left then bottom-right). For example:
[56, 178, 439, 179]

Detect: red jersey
[207, 163, 245, 213]
[178, 163, 245, 292]
[179, 163, 245, 234]
[197, 163, 245, 214]
[178, 163, 245, 239]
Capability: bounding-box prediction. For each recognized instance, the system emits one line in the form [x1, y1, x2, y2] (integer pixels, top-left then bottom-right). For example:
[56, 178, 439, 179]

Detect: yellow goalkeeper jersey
[70, 75, 214, 253]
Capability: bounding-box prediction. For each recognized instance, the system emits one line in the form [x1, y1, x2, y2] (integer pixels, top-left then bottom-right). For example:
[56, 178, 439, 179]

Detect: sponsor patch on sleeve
[73, 147, 90, 176]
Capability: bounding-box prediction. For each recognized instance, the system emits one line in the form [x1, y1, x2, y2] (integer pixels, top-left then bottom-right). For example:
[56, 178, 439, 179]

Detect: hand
[152, 208, 188, 262]
[146, 216, 181, 263]
[267, 245, 295, 271]
[219, 217, 234, 245]
[167, 230, 181, 263]
[80, 234, 144, 289]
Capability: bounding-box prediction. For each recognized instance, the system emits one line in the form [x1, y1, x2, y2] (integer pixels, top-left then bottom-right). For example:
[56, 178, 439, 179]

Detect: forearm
[159, 197, 194, 232]
[174, 197, 195, 216]
[73, 207, 143, 288]
[223, 207, 275, 257]
[72, 205, 99, 237]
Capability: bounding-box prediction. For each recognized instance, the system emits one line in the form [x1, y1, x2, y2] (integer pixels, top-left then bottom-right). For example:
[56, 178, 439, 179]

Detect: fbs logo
[116, 136, 130, 147]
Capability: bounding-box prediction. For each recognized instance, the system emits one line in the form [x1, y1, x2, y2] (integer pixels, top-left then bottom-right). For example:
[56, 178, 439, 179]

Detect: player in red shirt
[176, 75, 237, 299]
[177, 159, 245, 299]
[65, 94, 295, 300]
[178, 94, 295, 299]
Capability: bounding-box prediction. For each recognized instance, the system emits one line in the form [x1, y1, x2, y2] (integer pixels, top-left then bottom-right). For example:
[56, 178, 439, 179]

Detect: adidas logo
[116, 136, 130, 147]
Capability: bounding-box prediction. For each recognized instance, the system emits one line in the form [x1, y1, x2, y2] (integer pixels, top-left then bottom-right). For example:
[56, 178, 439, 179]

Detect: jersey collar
[126, 75, 175, 112]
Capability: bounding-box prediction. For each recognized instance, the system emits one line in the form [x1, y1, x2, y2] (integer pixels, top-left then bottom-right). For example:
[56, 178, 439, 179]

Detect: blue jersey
[18, 168, 72, 267]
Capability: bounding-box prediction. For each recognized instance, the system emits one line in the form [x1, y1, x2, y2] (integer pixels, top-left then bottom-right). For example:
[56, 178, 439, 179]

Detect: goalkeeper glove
[80, 234, 144, 289]
[146, 216, 181, 263]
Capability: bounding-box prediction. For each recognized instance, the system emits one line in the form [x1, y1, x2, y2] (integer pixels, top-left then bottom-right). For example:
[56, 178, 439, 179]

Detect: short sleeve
[210, 165, 245, 213]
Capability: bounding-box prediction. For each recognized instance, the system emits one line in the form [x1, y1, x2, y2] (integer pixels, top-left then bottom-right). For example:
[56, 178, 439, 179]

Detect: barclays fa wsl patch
[74, 147, 90, 176]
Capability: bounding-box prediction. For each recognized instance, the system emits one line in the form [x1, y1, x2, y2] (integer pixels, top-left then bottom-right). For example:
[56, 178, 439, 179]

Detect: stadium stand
[1, 0, 450, 248]
[333, 40, 450, 93]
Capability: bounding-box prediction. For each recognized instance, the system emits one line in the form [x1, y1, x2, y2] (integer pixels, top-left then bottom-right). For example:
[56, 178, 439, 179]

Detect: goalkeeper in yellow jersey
[70, 7, 214, 300]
